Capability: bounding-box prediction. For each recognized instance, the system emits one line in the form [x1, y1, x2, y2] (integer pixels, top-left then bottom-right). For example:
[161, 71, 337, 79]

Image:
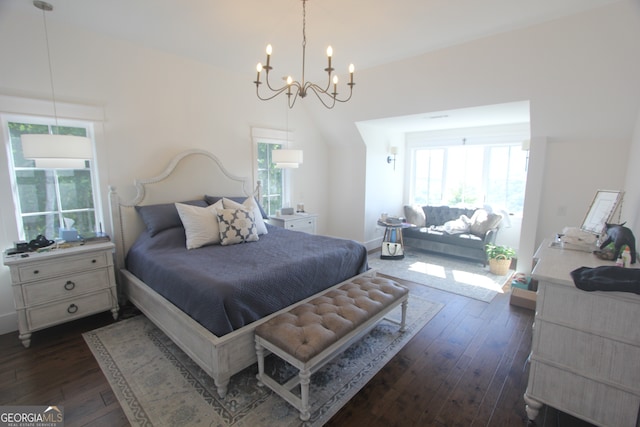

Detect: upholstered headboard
[108, 149, 255, 274]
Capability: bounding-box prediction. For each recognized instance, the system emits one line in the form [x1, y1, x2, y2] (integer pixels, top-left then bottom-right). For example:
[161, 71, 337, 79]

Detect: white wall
[1, 1, 639, 333]
[0, 11, 330, 333]
[622, 109, 640, 233]
[312, 0, 640, 267]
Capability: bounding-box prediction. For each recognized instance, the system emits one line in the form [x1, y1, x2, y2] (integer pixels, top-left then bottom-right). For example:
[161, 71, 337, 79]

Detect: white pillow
[175, 200, 223, 249]
[222, 197, 268, 235]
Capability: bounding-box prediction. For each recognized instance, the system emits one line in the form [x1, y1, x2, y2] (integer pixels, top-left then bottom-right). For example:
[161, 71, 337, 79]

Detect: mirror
[581, 190, 623, 235]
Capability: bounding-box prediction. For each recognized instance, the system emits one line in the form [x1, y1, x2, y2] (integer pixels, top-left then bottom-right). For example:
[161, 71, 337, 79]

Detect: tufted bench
[254, 274, 409, 421]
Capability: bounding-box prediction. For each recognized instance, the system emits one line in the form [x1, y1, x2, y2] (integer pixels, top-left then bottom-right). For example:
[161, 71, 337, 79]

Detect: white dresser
[267, 213, 318, 234]
[525, 240, 640, 426]
[3, 242, 119, 348]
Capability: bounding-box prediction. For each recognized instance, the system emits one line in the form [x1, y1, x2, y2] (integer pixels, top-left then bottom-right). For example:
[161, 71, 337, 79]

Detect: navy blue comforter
[125, 224, 368, 336]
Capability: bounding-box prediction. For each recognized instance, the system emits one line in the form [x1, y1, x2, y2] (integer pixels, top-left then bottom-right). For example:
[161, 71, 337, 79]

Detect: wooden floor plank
[0, 269, 599, 426]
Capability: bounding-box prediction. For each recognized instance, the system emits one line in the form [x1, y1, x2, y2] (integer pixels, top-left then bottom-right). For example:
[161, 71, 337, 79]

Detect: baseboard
[364, 236, 383, 252]
[0, 311, 17, 335]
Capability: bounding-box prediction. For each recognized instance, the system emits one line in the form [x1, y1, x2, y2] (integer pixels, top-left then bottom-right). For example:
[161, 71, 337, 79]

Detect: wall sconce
[273, 149, 303, 168]
[387, 146, 398, 170]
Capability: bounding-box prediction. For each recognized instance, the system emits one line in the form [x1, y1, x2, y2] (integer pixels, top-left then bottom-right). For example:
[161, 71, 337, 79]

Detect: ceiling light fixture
[254, 0, 355, 109]
[22, 0, 92, 168]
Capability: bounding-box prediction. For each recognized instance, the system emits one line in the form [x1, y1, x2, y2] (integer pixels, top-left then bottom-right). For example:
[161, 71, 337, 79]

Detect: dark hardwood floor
[0, 273, 596, 426]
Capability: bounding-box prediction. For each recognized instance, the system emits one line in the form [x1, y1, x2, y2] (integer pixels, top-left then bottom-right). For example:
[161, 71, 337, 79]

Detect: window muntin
[252, 127, 294, 217]
[410, 143, 527, 215]
[256, 141, 284, 216]
[6, 120, 98, 241]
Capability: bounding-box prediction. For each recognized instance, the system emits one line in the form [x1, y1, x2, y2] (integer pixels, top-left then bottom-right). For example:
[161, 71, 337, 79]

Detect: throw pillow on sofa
[469, 209, 502, 237]
[404, 205, 426, 227]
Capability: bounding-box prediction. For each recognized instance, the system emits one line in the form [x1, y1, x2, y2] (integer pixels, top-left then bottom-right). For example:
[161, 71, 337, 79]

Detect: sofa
[402, 205, 502, 265]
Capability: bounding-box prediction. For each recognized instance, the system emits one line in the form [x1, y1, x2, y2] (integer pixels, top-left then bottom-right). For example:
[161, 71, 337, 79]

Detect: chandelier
[254, 0, 355, 109]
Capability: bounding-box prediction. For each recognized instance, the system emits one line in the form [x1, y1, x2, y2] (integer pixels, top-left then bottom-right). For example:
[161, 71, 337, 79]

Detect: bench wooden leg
[255, 340, 265, 387]
[400, 299, 408, 332]
[299, 368, 311, 421]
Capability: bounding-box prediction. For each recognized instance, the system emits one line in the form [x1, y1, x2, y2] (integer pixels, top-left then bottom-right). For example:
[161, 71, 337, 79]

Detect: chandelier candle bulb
[265, 44, 272, 69]
[255, 63, 262, 83]
[253, 0, 354, 109]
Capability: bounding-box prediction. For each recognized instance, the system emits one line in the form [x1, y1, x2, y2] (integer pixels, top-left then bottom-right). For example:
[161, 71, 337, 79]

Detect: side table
[379, 221, 409, 260]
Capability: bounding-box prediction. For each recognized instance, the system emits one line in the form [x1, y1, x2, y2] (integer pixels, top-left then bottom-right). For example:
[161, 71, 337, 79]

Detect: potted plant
[486, 244, 516, 275]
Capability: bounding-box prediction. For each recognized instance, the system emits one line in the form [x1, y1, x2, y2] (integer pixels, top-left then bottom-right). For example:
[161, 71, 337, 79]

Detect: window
[4, 117, 99, 241]
[252, 128, 293, 216]
[409, 138, 528, 215]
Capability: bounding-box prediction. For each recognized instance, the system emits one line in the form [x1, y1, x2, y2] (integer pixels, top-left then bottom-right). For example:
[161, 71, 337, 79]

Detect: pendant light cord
[40, 4, 59, 131]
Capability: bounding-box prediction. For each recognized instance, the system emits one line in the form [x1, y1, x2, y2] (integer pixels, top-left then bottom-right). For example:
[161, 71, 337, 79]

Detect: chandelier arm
[256, 84, 294, 102]
[306, 85, 337, 109]
[253, 0, 354, 109]
[308, 81, 351, 102]
[264, 71, 287, 93]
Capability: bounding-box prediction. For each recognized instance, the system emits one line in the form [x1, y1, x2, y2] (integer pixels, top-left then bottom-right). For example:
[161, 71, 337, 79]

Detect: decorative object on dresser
[525, 239, 640, 426]
[3, 242, 118, 348]
[267, 212, 318, 234]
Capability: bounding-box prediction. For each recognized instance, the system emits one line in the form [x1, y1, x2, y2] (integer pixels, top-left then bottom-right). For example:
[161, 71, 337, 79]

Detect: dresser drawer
[21, 269, 112, 306]
[534, 320, 640, 390]
[538, 282, 640, 344]
[528, 361, 640, 427]
[17, 251, 110, 282]
[26, 290, 113, 331]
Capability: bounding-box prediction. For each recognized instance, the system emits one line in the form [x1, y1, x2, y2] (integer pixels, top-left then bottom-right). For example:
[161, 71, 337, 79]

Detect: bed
[108, 149, 368, 398]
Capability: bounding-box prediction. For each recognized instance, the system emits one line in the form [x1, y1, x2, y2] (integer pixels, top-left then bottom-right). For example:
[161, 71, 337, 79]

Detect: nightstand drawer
[21, 269, 112, 306]
[17, 251, 110, 282]
[26, 290, 113, 331]
[286, 218, 315, 232]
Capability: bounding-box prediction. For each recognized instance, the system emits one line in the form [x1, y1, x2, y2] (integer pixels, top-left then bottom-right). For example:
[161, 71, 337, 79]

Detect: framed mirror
[581, 190, 623, 235]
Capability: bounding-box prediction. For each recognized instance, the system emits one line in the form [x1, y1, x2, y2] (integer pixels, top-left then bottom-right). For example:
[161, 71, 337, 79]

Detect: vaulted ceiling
[2, 0, 622, 75]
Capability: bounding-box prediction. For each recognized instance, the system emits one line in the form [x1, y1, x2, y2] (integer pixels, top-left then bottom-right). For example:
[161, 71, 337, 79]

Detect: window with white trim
[408, 129, 528, 216]
[3, 116, 100, 242]
[252, 128, 293, 216]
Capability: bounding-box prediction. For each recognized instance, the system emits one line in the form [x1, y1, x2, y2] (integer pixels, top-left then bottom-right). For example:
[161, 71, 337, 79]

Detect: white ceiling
[3, 0, 622, 74]
[0, 0, 622, 131]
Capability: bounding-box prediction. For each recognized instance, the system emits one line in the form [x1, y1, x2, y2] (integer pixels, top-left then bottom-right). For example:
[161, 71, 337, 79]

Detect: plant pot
[489, 255, 511, 275]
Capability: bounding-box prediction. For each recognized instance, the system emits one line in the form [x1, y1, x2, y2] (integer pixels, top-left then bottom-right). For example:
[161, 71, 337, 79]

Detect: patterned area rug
[368, 250, 512, 302]
[84, 294, 442, 426]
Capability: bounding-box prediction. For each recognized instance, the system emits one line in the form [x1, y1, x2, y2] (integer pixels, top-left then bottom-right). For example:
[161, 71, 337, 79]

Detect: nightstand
[267, 213, 318, 234]
[3, 242, 119, 348]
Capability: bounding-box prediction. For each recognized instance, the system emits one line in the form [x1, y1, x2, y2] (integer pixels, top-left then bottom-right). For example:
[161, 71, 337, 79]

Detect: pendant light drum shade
[22, 134, 93, 160]
[272, 149, 303, 168]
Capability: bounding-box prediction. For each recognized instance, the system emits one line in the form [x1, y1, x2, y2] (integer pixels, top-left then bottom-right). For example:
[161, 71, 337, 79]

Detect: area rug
[84, 294, 442, 427]
[368, 251, 512, 302]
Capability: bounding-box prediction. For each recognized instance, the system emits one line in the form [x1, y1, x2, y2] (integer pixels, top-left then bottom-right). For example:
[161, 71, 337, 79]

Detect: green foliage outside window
[8, 121, 97, 241]
[257, 142, 283, 216]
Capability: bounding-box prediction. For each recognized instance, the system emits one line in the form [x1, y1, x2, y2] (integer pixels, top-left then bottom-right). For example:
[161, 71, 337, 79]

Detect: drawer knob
[67, 304, 79, 314]
[33, 269, 39, 275]
[91, 259, 97, 263]
[64, 280, 76, 291]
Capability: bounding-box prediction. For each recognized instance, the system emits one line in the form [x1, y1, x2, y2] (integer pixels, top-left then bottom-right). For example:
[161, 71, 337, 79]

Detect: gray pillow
[136, 199, 207, 237]
[469, 210, 502, 237]
[404, 205, 426, 227]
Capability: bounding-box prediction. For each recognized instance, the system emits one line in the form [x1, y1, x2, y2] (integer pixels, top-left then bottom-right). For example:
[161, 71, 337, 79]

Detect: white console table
[525, 239, 640, 426]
